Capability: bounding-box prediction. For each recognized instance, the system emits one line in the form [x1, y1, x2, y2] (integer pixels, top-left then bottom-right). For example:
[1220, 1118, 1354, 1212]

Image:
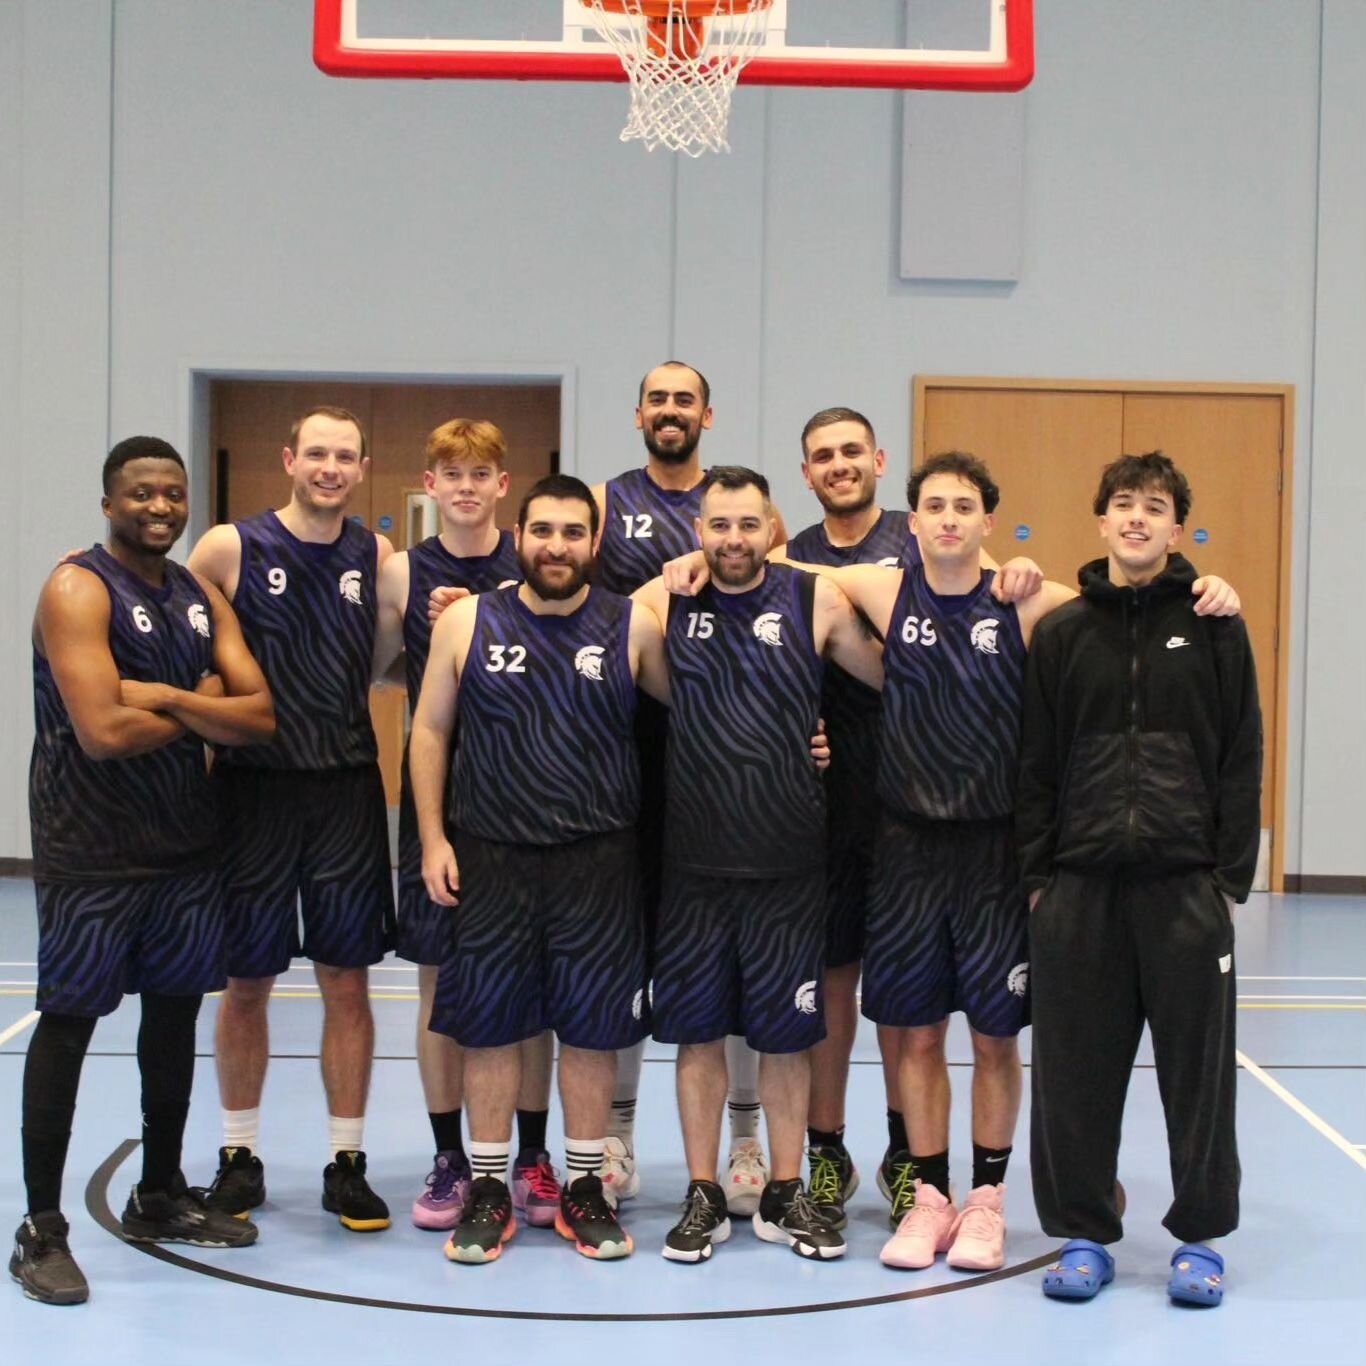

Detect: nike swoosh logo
[985, 1155, 1008, 1163]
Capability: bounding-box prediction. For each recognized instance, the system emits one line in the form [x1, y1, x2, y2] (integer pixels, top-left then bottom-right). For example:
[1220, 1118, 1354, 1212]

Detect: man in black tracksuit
[1017, 451, 1261, 1305]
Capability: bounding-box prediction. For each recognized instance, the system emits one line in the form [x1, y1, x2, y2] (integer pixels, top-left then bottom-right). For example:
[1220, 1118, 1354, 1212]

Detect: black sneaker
[444, 1176, 516, 1264]
[321, 1151, 391, 1232]
[555, 1174, 633, 1260]
[121, 1179, 259, 1247]
[807, 1143, 860, 1230]
[662, 1180, 731, 1263]
[752, 1178, 846, 1259]
[878, 1148, 916, 1230]
[9, 1211, 89, 1305]
[196, 1145, 266, 1218]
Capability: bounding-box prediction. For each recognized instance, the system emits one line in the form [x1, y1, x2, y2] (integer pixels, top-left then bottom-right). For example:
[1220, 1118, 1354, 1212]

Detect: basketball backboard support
[312, 0, 1034, 92]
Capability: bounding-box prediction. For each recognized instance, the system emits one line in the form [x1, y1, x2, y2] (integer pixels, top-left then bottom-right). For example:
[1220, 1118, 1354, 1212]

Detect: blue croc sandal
[1042, 1239, 1115, 1300]
[1168, 1244, 1224, 1307]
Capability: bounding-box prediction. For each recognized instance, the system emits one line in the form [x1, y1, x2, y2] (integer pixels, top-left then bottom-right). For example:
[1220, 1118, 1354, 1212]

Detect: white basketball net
[580, 2, 776, 157]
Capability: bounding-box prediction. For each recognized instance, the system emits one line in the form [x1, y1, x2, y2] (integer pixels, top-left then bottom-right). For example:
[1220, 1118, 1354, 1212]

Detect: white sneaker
[724, 1138, 769, 1217]
[599, 1135, 639, 1206]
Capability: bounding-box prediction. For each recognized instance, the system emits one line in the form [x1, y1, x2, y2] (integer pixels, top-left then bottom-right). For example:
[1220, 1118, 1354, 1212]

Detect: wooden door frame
[180, 359, 578, 544]
[912, 375, 1294, 893]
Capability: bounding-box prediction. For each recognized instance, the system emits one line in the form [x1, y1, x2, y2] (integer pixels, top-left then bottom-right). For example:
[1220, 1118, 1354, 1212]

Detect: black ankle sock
[887, 1108, 908, 1154]
[911, 1150, 950, 1199]
[429, 1108, 465, 1157]
[972, 1143, 1012, 1189]
[516, 1108, 548, 1156]
[21, 1012, 97, 1214]
[807, 1126, 845, 1151]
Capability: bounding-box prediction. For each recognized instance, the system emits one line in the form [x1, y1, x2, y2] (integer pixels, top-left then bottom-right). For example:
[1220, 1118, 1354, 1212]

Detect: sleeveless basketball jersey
[402, 531, 519, 710]
[449, 586, 639, 845]
[878, 565, 1026, 822]
[30, 546, 217, 882]
[219, 511, 378, 771]
[595, 467, 705, 595]
[784, 507, 922, 573]
[785, 509, 922, 838]
[664, 563, 825, 877]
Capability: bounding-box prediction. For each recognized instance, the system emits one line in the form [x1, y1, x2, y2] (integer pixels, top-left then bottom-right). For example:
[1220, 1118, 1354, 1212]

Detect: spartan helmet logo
[187, 603, 211, 638]
[753, 612, 784, 647]
[793, 980, 818, 1014]
[971, 618, 1001, 655]
[631, 989, 644, 1021]
[338, 570, 363, 605]
[574, 645, 605, 681]
[1007, 963, 1029, 998]
[877, 556, 901, 568]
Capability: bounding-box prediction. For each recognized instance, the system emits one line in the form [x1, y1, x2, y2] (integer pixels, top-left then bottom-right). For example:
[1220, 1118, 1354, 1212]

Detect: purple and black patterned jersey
[402, 531, 519, 710]
[664, 563, 825, 878]
[784, 507, 922, 573]
[594, 467, 705, 595]
[219, 510, 377, 771]
[878, 565, 1026, 823]
[449, 585, 639, 845]
[30, 546, 217, 882]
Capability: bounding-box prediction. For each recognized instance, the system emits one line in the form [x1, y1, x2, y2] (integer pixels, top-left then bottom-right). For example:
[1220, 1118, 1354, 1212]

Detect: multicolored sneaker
[122, 1180, 259, 1248]
[753, 1178, 846, 1260]
[412, 1151, 472, 1231]
[512, 1151, 562, 1228]
[196, 1145, 266, 1219]
[946, 1183, 1006, 1271]
[878, 1148, 916, 1230]
[807, 1143, 859, 1230]
[444, 1177, 517, 1264]
[599, 1136, 639, 1206]
[880, 1180, 957, 1269]
[555, 1174, 634, 1260]
[321, 1151, 391, 1232]
[10, 1212, 89, 1305]
[662, 1181, 731, 1263]
[723, 1138, 769, 1217]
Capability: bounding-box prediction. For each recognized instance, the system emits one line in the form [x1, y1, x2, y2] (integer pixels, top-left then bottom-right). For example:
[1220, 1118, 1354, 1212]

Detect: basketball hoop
[579, 1, 775, 156]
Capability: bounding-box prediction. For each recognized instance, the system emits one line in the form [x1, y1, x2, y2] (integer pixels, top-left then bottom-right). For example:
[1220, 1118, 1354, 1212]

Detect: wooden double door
[913, 377, 1292, 890]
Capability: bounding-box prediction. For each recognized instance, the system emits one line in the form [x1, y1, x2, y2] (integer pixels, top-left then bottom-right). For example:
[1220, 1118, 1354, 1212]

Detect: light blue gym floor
[1, 879, 1363, 1365]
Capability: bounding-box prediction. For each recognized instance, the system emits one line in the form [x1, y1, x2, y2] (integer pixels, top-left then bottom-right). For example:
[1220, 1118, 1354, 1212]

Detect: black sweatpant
[1029, 867, 1240, 1245]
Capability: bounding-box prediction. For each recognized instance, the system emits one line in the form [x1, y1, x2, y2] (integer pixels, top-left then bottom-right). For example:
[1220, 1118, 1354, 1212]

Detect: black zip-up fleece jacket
[1016, 553, 1263, 902]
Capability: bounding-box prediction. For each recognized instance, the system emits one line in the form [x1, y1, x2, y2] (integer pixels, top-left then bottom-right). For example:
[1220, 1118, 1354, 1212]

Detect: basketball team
[11, 361, 1261, 1312]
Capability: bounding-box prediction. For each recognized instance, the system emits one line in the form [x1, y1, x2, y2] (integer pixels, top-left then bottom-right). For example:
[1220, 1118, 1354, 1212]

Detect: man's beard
[521, 554, 588, 601]
[706, 546, 762, 588]
[642, 418, 701, 465]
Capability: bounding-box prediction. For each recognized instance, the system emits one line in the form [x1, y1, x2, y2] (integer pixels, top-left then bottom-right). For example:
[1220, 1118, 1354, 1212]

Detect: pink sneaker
[512, 1151, 562, 1228]
[946, 1183, 1006, 1271]
[411, 1151, 471, 1231]
[879, 1180, 958, 1269]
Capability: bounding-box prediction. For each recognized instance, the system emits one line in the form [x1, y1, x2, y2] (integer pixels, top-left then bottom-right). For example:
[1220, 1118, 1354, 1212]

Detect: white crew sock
[329, 1115, 364, 1157]
[469, 1140, 511, 1182]
[564, 1138, 607, 1188]
[222, 1107, 260, 1153]
[725, 1035, 761, 1144]
[609, 1040, 645, 1150]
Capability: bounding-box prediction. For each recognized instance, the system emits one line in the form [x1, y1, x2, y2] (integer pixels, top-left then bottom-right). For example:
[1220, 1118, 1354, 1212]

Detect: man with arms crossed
[637, 466, 881, 1264]
[1018, 453, 1260, 1307]
[372, 419, 558, 1233]
[190, 407, 396, 1231]
[410, 474, 665, 1263]
[13, 437, 273, 1305]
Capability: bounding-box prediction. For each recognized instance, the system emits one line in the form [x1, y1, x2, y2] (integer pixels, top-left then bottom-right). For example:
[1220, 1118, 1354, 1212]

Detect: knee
[901, 1024, 948, 1063]
[223, 976, 274, 1012]
[970, 1032, 1020, 1070]
[316, 966, 370, 1013]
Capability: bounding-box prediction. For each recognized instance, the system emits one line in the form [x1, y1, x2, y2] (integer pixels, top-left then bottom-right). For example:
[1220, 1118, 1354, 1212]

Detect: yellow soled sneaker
[321, 1150, 390, 1232]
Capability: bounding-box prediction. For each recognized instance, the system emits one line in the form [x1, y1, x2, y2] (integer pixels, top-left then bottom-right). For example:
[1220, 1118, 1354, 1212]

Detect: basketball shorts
[35, 867, 226, 1018]
[429, 828, 649, 1052]
[215, 764, 396, 978]
[651, 868, 827, 1054]
[395, 751, 453, 966]
[861, 812, 1030, 1037]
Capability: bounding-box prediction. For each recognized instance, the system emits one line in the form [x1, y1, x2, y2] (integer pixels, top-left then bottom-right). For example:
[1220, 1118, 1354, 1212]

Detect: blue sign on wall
[1014, 524, 1031, 541]
[1193, 528, 1209, 544]
[378, 515, 393, 531]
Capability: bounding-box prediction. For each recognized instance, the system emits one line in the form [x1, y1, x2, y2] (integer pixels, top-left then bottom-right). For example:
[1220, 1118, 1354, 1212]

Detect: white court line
[1237, 1048, 1366, 1173]
[0, 1011, 40, 1047]
[1240, 976, 1366, 983]
[1238, 994, 1366, 1001]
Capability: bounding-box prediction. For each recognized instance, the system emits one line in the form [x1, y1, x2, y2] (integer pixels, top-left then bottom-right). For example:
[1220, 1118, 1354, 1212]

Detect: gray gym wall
[1, 1, 1361, 881]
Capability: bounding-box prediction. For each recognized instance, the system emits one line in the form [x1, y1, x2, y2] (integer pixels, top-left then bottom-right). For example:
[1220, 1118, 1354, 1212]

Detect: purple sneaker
[412, 1151, 471, 1230]
[512, 1151, 562, 1228]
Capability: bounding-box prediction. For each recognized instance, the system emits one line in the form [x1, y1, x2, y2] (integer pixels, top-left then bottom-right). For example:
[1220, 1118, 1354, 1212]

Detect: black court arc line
[88, 1140, 1058, 1323]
